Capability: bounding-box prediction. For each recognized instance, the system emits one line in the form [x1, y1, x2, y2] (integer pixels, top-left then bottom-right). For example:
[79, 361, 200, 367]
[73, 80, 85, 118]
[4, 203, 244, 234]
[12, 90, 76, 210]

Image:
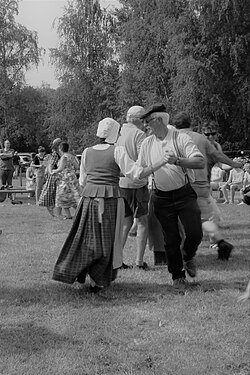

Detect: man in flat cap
[138, 103, 205, 288]
[116, 105, 149, 270]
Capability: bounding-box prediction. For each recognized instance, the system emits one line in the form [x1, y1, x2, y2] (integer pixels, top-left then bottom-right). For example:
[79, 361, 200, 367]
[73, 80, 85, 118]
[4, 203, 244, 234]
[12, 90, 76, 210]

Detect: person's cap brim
[140, 103, 167, 119]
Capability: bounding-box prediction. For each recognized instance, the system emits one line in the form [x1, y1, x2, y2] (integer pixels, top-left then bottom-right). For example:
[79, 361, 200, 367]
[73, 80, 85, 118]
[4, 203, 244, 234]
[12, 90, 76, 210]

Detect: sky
[16, 0, 119, 88]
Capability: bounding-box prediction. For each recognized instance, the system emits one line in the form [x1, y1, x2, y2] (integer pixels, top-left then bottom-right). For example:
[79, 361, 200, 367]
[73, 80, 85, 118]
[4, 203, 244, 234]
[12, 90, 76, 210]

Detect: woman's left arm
[52, 156, 66, 174]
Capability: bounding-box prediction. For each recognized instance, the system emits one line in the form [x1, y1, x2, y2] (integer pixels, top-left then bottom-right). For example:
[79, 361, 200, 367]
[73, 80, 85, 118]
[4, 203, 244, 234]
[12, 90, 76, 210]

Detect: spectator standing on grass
[52, 117, 171, 293]
[173, 112, 243, 260]
[51, 141, 81, 220]
[116, 105, 149, 270]
[31, 146, 46, 203]
[38, 138, 62, 217]
[138, 104, 205, 288]
[0, 140, 15, 188]
[13, 151, 20, 178]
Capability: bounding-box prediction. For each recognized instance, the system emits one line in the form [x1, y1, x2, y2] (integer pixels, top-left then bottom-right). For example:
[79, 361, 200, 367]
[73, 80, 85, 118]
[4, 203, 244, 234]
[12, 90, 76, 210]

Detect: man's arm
[212, 150, 242, 169]
[165, 154, 205, 169]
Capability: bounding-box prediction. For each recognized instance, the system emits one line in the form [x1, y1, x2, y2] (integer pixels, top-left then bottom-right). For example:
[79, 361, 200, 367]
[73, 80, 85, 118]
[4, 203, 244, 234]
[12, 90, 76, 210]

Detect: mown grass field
[0, 188, 249, 375]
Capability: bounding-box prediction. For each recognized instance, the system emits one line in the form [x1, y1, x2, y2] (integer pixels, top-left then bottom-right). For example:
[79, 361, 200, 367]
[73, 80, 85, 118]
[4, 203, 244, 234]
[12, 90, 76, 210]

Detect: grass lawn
[0, 186, 249, 375]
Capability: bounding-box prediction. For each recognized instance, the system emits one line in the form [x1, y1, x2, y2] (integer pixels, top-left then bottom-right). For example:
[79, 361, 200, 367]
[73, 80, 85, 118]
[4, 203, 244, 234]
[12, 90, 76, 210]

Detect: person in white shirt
[116, 106, 149, 270]
[238, 163, 250, 205]
[139, 104, 205, 288]
[210, 164, 225, 193]
[53, 117, 171, 293]
[221, 161, 244, 204]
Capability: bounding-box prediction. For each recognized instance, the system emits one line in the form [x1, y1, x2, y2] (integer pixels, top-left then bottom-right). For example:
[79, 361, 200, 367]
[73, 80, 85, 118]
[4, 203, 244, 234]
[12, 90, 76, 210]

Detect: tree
[48, 0, 120, 147]
[0, 0, 40, 143]
[115, 0, 250, 149]
[6, 86, 51, 151]
[190, 0, 250, 148]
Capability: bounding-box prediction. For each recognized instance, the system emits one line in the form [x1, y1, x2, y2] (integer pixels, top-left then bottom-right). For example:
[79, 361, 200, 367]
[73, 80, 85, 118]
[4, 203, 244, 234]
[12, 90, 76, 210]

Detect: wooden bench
[0, 189, 35, 202]
[0, 189, 34, 194]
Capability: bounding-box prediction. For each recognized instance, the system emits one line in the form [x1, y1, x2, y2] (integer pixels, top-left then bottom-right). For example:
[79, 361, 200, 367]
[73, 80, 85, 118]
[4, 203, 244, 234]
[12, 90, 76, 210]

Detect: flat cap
[140, 103, 167, 119]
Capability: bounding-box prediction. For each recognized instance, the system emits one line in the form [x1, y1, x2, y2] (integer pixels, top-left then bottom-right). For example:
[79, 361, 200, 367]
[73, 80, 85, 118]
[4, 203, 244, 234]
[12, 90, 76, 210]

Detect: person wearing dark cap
[38, 138, 62, 217]
[173, 111, 242, 260]
[31, 146, 46, 203]
[138, 103, 205, 288]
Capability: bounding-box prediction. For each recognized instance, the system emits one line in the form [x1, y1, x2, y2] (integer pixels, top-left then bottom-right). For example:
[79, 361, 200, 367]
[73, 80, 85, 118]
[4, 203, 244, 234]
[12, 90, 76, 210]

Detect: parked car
[18, 153, 33, 171]
[76, 154, 82, 163]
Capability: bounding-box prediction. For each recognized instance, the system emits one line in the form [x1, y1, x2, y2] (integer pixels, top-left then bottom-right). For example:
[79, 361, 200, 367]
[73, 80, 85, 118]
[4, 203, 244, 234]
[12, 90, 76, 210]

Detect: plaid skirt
[52, 196, 118, 286]
[38, 174, 58, 207]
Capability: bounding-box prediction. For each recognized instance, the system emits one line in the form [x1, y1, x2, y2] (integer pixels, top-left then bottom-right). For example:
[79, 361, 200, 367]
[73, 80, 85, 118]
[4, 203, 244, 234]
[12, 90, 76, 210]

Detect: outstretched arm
[213, 150, 243, 169]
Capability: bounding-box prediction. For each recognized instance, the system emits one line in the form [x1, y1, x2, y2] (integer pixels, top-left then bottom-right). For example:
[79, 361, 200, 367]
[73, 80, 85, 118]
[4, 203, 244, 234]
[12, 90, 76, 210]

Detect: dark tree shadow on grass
[197, 252, 249, 268]
[0, 322, 82, 357]
[0, 274, 247, 308]
[222, 223, 250, 230]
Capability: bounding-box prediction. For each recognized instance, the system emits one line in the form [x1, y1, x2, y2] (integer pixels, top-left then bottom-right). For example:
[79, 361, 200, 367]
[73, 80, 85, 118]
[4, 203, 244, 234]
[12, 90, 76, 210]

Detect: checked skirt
[52, 196, 118, 287]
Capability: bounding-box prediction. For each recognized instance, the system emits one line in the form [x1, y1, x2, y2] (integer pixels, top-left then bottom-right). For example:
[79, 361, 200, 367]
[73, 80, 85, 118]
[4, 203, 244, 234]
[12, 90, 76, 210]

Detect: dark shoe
[184, 258, 197, 278]
[119, 262, 133, 270]
[154, 251, 167, 266]
[135, 262, 149, 270]
[89, 285, 103, 294]
[217, 240, 234, 260]
[172, 277, 188, 291]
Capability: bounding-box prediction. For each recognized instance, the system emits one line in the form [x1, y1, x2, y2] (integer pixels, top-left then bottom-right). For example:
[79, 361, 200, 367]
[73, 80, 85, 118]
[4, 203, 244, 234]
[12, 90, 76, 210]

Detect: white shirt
[138, 127, 203, 191]
[79, 144, 143, 186]
[116, 122, 147, 188]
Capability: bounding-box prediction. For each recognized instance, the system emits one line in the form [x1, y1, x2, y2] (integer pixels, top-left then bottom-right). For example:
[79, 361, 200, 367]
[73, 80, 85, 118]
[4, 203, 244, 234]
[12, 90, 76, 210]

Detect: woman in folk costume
[52, 118, 170, 293]
[38, 138, 62, 217]
[51, 141, 81, 219]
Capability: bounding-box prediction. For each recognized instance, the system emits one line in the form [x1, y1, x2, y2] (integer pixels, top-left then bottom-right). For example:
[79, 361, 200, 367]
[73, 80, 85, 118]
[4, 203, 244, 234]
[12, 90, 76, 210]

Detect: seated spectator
[210, 164, 225, 194]
[238, 163, 250, 205]
[221, 160, 244, 204]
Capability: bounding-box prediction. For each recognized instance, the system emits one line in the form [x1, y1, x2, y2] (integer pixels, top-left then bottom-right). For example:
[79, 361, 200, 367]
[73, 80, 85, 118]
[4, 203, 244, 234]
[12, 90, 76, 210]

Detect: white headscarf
[96, 118, 120, 144]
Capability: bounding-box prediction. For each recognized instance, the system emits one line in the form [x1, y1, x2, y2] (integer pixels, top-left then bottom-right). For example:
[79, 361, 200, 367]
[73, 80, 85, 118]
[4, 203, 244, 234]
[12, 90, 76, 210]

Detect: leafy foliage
[0, 0, 40, 147]
[47, 0, 120, 149]
[1, 0, 249, 152]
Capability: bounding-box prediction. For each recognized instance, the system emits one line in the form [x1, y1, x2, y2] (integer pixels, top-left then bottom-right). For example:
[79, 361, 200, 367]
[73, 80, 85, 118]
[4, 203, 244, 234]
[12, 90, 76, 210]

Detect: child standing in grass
[25, 164, 36, 198]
